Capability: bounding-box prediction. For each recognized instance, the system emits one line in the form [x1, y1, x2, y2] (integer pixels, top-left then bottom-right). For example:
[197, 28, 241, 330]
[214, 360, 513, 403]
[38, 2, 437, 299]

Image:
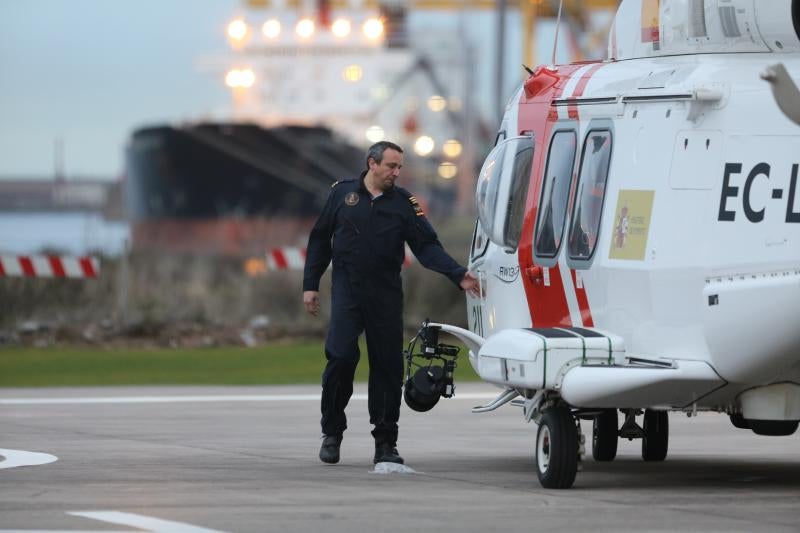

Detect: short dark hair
[366, 141, 403, 170]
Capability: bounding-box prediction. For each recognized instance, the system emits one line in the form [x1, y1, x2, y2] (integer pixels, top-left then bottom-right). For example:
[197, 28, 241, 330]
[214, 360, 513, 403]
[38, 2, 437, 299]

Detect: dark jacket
[303, 173, 466, 294]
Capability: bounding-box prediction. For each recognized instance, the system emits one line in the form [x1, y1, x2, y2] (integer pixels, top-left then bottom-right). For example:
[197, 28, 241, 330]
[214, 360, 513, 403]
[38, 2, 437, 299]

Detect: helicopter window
[475, 141, 507, 239]
[534, 130, 577, 258]
[503, 142, 534, 250]
[470, 218, 489, 261]
[477, 134, 535, 250]
[568, 129, 612, 261]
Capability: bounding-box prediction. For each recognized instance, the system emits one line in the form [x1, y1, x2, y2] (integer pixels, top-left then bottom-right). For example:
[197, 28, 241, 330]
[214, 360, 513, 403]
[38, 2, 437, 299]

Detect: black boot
[319, 435, 342, 464]
[374, 442, 404, 464]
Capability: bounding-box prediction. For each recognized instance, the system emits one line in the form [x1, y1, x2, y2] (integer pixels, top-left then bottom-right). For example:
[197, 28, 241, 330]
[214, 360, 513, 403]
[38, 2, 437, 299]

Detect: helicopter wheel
[642, 409, 669, 461]
[592, 409, 618, 461]
[535, 405, 578, 489]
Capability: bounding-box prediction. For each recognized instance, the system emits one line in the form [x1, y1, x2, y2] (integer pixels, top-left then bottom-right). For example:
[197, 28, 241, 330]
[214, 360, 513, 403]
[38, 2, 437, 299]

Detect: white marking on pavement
[0, 511, 228, 533]
[68, 511, 227, 533]
[0, 530, 125, 532]
[0, 392, 498, 406]
[370, 462, 418, 474]
[0, 448, 58, 469]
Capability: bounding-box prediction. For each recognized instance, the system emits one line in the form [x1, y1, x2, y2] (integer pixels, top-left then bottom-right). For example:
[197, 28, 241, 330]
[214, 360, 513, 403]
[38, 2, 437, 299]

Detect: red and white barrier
[265, 248, 307, 271]
[264, 246, 414, 271]
[0, 255, 99, 279]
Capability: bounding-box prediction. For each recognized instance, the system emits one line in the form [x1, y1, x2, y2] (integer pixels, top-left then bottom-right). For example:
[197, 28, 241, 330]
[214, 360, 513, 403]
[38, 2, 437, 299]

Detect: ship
[124, 122, 365, 256]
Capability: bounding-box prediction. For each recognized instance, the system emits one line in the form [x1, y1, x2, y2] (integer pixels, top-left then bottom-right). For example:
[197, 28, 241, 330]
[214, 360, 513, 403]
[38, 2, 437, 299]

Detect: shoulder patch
[408, 195, 425, 217]
[331, 178, 356, 189]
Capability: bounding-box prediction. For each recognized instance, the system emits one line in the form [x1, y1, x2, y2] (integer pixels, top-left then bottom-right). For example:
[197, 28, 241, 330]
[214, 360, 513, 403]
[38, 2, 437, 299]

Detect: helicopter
[404, 0, 800, 489]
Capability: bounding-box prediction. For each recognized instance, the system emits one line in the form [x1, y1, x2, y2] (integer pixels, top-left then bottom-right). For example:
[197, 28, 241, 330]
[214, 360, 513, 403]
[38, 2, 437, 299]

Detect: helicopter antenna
[551, 0, 564, 67]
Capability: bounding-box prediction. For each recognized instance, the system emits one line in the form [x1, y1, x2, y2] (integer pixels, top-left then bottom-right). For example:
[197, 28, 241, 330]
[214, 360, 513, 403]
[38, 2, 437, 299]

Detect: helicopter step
[475, 327, 626, 391]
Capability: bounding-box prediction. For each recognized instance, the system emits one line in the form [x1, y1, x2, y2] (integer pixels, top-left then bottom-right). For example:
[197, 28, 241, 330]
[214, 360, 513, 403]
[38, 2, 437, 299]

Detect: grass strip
[0, 341, 480, 387]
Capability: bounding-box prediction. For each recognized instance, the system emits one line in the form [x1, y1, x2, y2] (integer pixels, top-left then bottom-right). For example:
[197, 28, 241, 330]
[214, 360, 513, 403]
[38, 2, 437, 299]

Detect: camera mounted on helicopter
[403, 320, 461, 412]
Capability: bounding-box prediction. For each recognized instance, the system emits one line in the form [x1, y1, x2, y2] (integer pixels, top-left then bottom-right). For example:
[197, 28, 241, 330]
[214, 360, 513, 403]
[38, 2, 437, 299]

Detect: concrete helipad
[1, 383, 799, 532]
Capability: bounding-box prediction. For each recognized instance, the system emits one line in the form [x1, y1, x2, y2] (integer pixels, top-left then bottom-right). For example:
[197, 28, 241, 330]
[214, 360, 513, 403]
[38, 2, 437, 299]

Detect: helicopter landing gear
[642, 409, 669, 461]
[617, 408, 669, 462]
[535, 405, 579, 489]
[592, 409, 619, 461]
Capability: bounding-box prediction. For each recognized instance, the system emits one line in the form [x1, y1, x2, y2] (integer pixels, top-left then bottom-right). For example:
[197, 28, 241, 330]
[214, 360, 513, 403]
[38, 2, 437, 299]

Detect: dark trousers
[321, 266, 404, 445]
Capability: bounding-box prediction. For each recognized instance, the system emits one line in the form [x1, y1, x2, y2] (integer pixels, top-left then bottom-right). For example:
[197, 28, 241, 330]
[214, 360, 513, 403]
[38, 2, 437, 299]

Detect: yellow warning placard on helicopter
[641, 0, 660, 43]
[609, 190, 655, 261]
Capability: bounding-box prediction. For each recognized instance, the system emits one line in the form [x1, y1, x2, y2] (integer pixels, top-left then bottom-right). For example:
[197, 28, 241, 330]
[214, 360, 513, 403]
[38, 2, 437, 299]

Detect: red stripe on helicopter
[517, 64, 584, 328]
[568, 63, 605, 119]
[568, 63, 605, 327]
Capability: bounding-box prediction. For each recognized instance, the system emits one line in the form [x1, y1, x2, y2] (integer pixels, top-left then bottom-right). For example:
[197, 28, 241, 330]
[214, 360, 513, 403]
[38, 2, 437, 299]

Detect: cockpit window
[476, 135, 534, 251]
[534, 130, 577, 258]
[475, 142, 507, 237]
[470, 218, 489, 261]
[568, 129, 612, 261]
[503, 142, 533, 250]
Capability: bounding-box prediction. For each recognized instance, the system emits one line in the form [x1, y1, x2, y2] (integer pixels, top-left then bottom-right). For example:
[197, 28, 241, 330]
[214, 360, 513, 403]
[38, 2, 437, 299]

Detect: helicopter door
[471, 134, 535, 337]
[467, 219, 489, 337]
[525, 129, 579, 326]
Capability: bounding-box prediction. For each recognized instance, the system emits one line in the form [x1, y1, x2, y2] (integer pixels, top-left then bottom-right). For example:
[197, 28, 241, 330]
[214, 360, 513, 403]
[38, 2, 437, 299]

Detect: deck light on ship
[239, 69, 255, 88]
[427, 95, 446, 112]
[414, 135, 435, 157]
[331, 18, 352, 38]
[438, 162, 457, 179]
[343, 64, 363, 82]
[225, 70, 240, 88]
[366, 126, 385, 143]
[362, 18, 384, 41]
[226, 68, 255, 88]
[262, 19, 281, 39]
[296, 18, 315, 39]
[227, 19, 250, 46]
[442, 139, 462, 158]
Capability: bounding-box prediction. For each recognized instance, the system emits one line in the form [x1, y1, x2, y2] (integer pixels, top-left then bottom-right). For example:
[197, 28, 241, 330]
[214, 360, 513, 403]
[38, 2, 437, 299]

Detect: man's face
[369, 149, 404, 191]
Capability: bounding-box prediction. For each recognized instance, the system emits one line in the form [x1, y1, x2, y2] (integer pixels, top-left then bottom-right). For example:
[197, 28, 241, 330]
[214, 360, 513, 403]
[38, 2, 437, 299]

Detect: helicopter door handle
[525, 266, 544, 284]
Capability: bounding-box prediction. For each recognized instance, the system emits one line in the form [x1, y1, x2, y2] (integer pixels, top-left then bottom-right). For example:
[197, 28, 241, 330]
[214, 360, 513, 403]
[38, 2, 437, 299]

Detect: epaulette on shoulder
[331, 178, 356, 188]
[398, 188, 425, 217]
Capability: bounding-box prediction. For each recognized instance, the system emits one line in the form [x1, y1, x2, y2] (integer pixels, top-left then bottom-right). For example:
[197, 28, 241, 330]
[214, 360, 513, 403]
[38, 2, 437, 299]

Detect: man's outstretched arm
[403, 206, 480, 297]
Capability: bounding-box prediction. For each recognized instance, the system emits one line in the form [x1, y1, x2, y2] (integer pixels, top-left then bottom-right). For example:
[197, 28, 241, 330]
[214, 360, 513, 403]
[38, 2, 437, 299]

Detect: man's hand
[303, 290, 321, 316]
[460, 271, 481, 298]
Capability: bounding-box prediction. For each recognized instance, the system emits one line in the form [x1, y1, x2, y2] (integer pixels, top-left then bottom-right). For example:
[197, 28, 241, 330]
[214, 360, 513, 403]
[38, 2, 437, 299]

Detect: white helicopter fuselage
[422, 0, 800, 488]
[452, 0, 800, 418]
[469, 54, 800, 401]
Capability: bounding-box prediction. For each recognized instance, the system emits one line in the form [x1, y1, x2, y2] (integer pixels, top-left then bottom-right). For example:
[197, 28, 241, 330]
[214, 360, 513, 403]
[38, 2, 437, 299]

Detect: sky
[0, 1, 579, 180]
[0, 0, 239, 179]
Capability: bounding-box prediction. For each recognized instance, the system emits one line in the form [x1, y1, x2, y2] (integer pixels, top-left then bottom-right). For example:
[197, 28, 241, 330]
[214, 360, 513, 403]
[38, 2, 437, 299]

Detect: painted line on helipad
[67, 511, 226, 533]
[0, 392, 498, 406]
[0, 510, 226, 532]
[0, 448, 58, 469]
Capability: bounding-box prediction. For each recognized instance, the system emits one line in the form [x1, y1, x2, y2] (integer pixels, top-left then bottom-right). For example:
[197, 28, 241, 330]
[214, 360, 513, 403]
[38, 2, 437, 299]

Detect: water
[0, 212, 130, 256]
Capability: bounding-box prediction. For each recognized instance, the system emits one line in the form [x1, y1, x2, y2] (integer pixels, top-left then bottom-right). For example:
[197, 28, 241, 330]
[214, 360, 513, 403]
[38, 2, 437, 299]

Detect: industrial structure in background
[126, 0, 619, 259]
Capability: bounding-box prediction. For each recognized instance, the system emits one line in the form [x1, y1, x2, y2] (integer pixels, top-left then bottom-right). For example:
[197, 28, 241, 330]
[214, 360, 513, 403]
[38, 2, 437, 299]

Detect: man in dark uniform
[303, 141, 479, 465]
